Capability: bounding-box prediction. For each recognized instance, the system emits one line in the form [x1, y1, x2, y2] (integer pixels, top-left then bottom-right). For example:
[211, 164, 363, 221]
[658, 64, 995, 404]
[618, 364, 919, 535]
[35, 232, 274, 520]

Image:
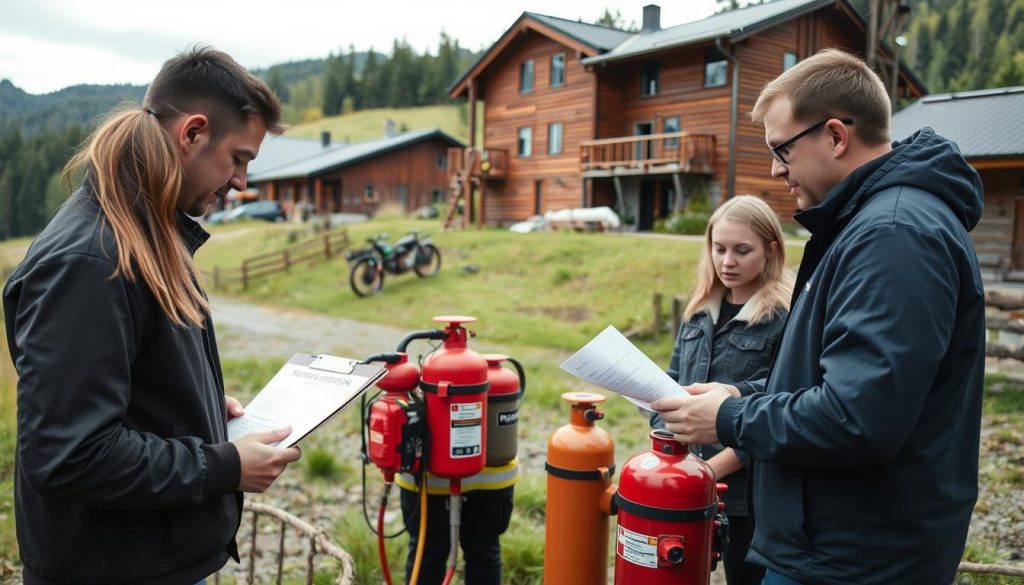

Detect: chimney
[642, 4, 661, 33]
[384, 118, 397, 138]
[320, 131, 331, 148]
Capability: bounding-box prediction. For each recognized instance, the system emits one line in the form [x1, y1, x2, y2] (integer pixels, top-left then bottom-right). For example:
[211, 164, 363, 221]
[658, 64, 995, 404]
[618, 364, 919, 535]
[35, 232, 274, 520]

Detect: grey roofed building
[246, 134, 344, 179]
[582, 0, 833, 65]
[249, 128, 463, 182]
[891, 86, 1024, 159]
[524, 12, 634, 51]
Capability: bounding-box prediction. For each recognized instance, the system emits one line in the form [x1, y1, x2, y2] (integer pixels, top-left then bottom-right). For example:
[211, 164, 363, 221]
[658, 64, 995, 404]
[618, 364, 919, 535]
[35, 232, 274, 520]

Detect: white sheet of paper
[227, 361, 369, 447]
[560, 325, 683, 410]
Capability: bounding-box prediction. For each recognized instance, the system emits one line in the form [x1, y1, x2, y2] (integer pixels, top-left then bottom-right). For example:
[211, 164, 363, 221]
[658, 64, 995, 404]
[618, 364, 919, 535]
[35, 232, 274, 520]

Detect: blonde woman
[651, 195, 792, 585]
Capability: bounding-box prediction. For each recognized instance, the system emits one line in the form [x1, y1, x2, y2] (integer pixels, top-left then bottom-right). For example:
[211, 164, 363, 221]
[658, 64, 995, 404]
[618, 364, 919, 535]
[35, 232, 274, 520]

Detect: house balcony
[580, 132, 715, 177]
[447, 147, 509, 183]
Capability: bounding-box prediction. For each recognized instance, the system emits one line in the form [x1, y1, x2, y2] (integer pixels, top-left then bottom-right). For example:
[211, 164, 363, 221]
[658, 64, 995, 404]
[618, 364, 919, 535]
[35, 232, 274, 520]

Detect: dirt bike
[346, 231, 442, 297]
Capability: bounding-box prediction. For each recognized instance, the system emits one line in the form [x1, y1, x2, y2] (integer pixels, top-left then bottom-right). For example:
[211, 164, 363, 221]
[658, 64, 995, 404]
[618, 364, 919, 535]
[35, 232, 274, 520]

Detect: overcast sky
[0, 0, 720, 95]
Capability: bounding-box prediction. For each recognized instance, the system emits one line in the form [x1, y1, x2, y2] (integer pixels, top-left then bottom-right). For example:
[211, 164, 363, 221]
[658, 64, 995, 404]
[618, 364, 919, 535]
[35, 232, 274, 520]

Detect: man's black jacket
[4, 186, 242, 584]
[718, 128, 986, 584]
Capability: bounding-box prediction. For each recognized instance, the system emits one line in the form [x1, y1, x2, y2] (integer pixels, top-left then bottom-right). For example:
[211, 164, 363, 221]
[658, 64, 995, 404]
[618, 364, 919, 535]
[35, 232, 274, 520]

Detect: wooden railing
[213, 502, 356, 585]
[446, 147, 509, 182]
[210, 229, 349, 291]
[580, 132, 715, 174]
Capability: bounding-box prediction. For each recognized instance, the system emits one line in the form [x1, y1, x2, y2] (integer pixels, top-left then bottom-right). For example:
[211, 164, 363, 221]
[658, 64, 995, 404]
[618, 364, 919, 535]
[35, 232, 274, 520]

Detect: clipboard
[226, 353, 387, 448]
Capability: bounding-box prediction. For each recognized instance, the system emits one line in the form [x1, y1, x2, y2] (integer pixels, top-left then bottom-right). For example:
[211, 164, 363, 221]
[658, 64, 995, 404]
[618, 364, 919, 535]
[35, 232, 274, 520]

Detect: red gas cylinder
[481, 354, 525, 467]
[614, 429, 721, 585]
[366, 353, 423, 477]
[419, 316, 489, 480]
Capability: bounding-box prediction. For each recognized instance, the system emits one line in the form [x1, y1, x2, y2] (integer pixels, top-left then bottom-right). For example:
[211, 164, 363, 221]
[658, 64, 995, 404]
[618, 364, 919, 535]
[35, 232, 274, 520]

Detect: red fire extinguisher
[361, 351, 427, 585]
[613, 429, 728, 585]
[481, 354, 525, 467]
[417, 315, 490, 585]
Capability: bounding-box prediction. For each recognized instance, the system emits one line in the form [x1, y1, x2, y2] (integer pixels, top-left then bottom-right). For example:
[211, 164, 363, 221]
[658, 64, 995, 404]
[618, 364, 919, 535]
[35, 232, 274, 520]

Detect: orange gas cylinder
[543, 392, 615, 585]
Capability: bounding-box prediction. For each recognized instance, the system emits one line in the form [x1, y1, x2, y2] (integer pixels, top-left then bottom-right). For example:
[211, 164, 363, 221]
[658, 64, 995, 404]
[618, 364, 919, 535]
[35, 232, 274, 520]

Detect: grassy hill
[284, 104, 478, 144]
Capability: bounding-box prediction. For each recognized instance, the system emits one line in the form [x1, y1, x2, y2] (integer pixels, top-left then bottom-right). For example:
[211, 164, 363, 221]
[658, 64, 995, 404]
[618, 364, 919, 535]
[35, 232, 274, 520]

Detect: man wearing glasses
[651, 49, 985, 584]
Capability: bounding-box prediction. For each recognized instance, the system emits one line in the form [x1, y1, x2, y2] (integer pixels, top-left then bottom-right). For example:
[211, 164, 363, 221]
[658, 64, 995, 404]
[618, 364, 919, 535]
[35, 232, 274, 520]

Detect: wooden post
[248, 511, 258, 584]
[283, 250, 291, 272]
[241, 262, 249, 291]
[276, 520, 286, 585]
[213, 266, 221, 291]
[672, 295, 684, 337]
[324, 235, 332, 259]
[653, 292, 664, 341]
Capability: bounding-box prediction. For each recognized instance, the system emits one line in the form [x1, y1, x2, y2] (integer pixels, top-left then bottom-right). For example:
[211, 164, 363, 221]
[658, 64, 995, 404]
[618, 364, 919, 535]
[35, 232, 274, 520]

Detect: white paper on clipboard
[227, 353, 386, 447]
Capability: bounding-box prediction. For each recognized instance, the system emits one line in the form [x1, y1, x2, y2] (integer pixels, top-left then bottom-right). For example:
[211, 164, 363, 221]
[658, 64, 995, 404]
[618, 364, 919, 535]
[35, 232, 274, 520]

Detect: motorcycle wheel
[413, 244, 442, 277]
[349, 257, 384, 297]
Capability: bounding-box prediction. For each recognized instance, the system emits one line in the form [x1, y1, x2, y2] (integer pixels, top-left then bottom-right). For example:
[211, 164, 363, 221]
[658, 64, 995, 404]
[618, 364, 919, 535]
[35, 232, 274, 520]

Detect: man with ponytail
[4, 46, 300, 584]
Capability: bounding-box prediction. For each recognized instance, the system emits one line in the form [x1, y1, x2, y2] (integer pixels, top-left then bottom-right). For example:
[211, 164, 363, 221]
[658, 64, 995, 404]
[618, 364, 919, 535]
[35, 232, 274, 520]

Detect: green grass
[982, 374, 1024, 416]
[195, 216, 735, 353]
[285, 104, 473, 144]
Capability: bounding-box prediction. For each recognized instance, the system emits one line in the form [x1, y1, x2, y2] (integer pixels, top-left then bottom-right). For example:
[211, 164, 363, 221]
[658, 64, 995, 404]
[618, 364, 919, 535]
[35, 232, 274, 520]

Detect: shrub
[658, 211, 710, 235]
[303, 448, 341, 482]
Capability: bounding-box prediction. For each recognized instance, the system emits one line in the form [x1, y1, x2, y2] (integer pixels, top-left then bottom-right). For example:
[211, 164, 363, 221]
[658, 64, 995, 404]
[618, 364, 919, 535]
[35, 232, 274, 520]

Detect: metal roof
[891, 86, 1024, 158]
[523, 12, 634, 51]
[248, 128, 464, 182]
[582, 0, 831, 65]
[246, 135, 343, 178]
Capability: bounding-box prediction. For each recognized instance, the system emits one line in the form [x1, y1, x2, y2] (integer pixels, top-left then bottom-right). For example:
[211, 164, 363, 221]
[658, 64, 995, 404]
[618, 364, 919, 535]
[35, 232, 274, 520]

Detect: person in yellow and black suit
[397, 461, 516, 585]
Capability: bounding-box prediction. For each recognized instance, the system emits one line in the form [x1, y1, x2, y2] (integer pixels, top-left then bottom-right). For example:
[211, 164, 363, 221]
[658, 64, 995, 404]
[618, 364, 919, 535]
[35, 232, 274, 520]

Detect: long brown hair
[684, 195, 793, 324]
[62, 46, 281, 327]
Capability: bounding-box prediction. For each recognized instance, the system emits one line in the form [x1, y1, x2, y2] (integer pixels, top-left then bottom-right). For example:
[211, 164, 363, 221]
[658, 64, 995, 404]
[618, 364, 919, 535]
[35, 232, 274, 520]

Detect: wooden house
[892, 86, 1024, 281]
[247, 129, 463, 216]
[448, 0, 925, 229]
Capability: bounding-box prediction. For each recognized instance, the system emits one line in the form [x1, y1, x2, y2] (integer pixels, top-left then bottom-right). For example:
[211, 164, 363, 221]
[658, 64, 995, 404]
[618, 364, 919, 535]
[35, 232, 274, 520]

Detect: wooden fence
[210, 229, 349, 291]
[213, 501, 355, 585]
[639, 290, 1024, 363]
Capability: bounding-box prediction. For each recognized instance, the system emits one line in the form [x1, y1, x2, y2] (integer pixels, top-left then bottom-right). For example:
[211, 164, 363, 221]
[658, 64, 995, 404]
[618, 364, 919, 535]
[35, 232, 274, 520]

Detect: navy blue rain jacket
[716, 128, 986, 584]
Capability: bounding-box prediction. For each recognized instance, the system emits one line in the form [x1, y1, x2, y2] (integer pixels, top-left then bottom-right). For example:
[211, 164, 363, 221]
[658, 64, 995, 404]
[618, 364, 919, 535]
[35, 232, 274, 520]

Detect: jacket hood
[845, 127, 983, 231]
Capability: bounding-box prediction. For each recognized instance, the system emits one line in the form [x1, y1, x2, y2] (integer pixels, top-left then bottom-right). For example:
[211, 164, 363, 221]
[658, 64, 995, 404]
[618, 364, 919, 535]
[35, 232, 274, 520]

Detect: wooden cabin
[892, 87, 1024, 281]
[449, 0, 925, 229]
[247, 129, 463, 216]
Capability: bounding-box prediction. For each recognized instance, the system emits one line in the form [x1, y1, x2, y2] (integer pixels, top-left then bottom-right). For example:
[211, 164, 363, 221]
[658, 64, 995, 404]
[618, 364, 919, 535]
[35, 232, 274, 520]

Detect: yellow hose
[409, 479, 428, 585]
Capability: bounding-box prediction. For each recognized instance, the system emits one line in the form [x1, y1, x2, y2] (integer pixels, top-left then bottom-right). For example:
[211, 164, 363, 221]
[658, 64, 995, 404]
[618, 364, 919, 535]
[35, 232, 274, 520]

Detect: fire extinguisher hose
[409, 479, 428, 585]
[441, 481, 461, 585]
[378, 481, 394, 585]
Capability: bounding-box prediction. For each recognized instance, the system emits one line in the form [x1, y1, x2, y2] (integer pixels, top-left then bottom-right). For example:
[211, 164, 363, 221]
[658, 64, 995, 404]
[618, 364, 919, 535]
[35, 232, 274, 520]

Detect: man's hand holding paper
[650, 384, 736, 445]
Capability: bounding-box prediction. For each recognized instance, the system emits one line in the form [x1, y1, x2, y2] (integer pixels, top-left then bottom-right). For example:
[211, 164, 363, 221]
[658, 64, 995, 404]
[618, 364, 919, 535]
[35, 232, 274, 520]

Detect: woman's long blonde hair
[62, 46, 281, 327]
[684, 195, 793, 324]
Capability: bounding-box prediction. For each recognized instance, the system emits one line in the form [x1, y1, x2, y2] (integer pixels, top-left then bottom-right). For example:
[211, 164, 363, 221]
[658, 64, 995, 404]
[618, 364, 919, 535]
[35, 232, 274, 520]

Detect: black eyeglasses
[769, 118, 853, 165]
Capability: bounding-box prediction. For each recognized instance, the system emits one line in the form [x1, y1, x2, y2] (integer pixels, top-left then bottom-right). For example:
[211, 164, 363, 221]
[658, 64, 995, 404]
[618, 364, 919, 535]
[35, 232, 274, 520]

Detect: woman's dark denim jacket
[650, 292, 787, 516]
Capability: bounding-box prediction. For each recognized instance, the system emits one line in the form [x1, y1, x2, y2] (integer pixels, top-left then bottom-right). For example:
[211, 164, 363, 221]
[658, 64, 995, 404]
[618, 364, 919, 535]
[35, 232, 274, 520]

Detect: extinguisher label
[498, 410, 518, 426]
[616, 525, 659, 568]
[450, 402, 483, 458]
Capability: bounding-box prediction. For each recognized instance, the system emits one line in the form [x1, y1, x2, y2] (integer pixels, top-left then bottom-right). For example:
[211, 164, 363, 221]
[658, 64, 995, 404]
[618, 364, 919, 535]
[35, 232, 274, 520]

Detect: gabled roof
[582, 0, 833, 65]
[449, 12, 630, 98]
[891, 86, 1024, 158]
[525, 13, 634, 52]
[248, 128, 464, 182]
[247, 135, 343, 178]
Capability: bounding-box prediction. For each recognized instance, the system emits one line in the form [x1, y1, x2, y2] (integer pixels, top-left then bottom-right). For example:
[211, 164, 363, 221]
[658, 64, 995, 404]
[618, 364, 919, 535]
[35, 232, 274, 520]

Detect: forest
[0, 0, 1022, 239]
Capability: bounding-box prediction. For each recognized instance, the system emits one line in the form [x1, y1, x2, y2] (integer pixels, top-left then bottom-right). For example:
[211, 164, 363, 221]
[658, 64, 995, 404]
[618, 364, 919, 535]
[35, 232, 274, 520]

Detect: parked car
[205, 209, 229, 224]
[227, 201, 287, 223]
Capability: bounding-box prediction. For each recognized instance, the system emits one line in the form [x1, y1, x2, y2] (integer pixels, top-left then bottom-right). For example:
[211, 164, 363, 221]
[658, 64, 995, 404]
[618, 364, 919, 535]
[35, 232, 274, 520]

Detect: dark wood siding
[734, 20, 800, 216]
[262, 138, 451, 216]
[480, 31, 596, 222]
[974, 168, 1024, 260]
